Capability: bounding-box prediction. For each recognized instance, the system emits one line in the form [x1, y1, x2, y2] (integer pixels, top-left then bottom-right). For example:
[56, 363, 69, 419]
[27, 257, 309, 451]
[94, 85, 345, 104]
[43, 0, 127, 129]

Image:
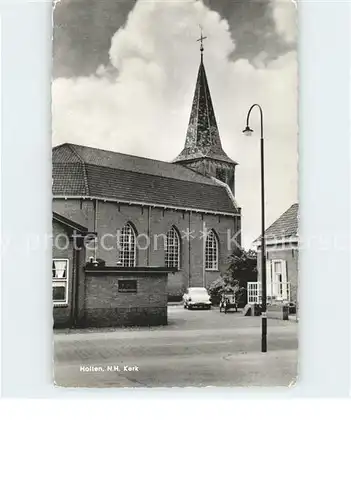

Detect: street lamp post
[243, 104, 267, 353]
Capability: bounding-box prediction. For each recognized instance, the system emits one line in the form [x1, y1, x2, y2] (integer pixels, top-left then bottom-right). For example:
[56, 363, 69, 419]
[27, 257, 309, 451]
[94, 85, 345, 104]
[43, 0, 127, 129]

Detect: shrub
[208, 277, 239, 306]
[208, 277, 227, 305]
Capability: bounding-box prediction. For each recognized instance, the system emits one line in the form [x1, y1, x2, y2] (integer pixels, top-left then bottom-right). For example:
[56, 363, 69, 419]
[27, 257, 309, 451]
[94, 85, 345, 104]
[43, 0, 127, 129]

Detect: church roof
[52, 143, 239, 215]
[173, 58, 236, 165]
[53, 143, 216, 185]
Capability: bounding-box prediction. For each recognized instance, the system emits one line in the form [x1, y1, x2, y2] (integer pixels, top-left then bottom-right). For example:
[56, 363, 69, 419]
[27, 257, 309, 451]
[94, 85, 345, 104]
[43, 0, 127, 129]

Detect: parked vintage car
[183, 287, 212, 310]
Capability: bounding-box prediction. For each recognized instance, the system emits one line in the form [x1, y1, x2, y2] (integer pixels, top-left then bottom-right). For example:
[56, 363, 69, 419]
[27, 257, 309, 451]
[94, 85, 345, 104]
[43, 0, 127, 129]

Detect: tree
[207, 248, 257, 306]
[226, 249, 257, 306]
[227, 249, 257, 288]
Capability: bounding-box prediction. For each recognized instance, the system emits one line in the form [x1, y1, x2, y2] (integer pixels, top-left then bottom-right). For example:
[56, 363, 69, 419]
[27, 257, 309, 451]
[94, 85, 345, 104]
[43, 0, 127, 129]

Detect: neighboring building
[52, 50, 241, 301]
[251, 203, 299, 305]
[52, 212, 94, 328]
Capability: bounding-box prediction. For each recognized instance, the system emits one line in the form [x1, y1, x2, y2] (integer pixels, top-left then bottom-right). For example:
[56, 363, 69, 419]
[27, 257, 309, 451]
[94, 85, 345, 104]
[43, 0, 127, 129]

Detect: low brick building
[53, 212, 175, 329]
[84, 266, 173, 327]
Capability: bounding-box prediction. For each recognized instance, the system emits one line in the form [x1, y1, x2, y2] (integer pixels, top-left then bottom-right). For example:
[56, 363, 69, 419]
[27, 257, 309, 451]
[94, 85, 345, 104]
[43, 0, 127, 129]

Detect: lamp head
[242, 125, 254, 137]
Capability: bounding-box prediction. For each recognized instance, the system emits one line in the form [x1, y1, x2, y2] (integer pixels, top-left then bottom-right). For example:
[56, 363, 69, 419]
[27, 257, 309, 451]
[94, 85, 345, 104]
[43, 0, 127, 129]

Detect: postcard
[52, 0, 298, 388]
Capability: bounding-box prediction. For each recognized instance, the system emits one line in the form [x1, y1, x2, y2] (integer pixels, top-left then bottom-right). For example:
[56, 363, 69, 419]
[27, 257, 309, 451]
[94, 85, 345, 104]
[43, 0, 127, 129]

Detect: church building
[52, 46, 242, 300]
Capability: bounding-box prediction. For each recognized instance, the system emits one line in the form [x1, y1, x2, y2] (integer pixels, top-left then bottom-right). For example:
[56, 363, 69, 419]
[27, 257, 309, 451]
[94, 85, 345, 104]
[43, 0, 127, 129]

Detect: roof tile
[52, 144, 238, 215]
[264, 203, 299, 240]
[52, 164, 89, 196]
[54, 143, 215, 185]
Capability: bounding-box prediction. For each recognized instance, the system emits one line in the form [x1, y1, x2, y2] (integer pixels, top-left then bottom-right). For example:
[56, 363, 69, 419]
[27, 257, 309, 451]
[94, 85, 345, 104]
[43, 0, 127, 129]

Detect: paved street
[54, 306, 298, 388]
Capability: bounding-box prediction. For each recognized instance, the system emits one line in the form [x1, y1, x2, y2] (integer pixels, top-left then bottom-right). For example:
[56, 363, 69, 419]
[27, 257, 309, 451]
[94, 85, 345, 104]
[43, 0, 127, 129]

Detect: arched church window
[118, 222, 136, 267]
[165, 226, 180, 269]
[205, 230, 219, 270]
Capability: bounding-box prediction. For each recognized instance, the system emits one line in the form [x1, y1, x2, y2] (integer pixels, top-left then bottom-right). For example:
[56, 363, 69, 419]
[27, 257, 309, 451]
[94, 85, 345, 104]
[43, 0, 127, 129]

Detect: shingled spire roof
[173, 53, 236, 165]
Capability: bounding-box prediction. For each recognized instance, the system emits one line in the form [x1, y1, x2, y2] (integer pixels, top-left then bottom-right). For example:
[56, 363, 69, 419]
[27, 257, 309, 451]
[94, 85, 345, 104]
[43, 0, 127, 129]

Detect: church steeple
[173, 35, 237, 194]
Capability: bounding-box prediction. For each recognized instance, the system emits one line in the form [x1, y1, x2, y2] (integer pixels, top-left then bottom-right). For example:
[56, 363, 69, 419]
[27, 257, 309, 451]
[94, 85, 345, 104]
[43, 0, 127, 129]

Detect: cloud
[270, 0, 297, 44]
[52, 0, 297, 248]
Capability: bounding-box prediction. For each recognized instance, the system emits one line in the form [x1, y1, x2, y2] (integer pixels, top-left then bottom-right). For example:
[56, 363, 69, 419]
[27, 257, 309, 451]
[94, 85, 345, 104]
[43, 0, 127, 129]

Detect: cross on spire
[197, 26, 207, 60]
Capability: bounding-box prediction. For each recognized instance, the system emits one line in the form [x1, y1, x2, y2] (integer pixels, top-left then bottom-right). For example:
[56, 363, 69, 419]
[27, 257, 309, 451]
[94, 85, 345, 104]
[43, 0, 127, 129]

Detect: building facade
[254, 203, 299, 306]
[52, 51, 241, 300]
[52, 212, 93, 328]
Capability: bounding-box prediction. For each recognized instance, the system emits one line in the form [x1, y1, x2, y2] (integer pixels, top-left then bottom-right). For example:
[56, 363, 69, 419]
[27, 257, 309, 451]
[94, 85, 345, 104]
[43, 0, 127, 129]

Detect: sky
[52, 0, 298, 248]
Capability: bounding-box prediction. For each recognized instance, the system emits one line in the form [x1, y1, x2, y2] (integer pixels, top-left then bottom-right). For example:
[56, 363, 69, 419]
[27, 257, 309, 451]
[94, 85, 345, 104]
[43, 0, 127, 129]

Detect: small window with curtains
[118, 222, 136, 267]
[205, 230, 219, 270]
[165, 226, 180, 269]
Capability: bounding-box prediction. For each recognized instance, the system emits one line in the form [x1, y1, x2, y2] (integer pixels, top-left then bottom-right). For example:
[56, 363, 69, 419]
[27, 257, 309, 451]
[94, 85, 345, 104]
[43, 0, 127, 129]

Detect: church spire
[173, 34, 237, 171]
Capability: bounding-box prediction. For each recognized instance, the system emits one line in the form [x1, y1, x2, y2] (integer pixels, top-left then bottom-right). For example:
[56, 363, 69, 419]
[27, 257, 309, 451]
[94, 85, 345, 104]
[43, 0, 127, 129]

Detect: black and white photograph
[52, 0, 298, 387]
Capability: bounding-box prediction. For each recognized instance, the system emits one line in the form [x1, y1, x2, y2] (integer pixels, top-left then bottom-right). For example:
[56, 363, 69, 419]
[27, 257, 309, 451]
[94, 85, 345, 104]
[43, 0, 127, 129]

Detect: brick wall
[52, 199, 94, 229]
[53, 198, 241, 300]
[83, 271, 168, 327]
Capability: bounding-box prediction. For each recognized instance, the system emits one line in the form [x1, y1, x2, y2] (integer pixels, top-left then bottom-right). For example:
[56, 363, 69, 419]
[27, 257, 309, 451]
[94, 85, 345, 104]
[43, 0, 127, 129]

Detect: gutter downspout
[188, 211, 191, 287]
[147, 206, 151, 266]
[94, 199, 98, 261]
[73, 244, 80, 327]
[202, 219, 206, 288]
